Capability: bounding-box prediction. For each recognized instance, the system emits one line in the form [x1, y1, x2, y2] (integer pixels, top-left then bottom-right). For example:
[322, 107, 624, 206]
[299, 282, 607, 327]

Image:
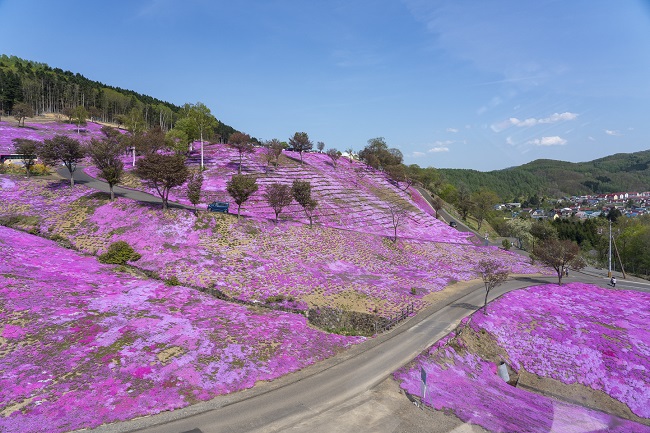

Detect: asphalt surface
[58, 170, 649, 433]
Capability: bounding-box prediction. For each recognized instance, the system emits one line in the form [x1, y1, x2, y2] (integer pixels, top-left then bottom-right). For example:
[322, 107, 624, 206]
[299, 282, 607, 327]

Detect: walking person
[611, 276, 617, 287]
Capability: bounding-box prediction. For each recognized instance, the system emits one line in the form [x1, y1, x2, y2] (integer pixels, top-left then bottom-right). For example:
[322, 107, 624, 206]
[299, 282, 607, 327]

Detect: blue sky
[1, 0, 649, 170]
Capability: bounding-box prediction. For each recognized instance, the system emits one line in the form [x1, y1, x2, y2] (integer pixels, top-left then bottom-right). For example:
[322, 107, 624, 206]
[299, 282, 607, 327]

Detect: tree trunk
[109, 185, 115, 201]
[484, 289, 489, 314]
[237, 204, 241, 220]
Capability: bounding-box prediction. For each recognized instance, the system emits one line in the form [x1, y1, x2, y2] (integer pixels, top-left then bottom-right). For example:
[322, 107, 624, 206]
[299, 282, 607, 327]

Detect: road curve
[89, 272, 627, 433]
[59, 168, 648, 432]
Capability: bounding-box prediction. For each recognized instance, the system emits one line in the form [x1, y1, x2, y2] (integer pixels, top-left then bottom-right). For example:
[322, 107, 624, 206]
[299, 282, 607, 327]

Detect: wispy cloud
[604, 129, 621, 136]
[412, 151, 426, 157]
[491, 112, 578, 132]
[526, 136, 567, 146]
[446, 127, 458, 133]
[428, 147, 449, 153]
[426, 140, 453, 153]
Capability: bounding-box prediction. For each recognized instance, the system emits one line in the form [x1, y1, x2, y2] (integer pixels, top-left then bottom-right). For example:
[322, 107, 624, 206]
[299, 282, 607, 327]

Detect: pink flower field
[395, 283, 650, 432]
[0, 226, 363, 433]
[0, 175, 544, 316]
[0, 119, 106, 153]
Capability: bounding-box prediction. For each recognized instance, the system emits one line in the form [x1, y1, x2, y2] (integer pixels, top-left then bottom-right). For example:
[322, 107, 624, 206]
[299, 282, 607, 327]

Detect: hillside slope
[438, 149, 650, 199]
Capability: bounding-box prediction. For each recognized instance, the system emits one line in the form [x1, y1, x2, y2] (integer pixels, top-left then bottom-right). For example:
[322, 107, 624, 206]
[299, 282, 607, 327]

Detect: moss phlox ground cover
[0, 226, 362, 433]
[0, 176, 543, 316]
[395, 283, 650, 432]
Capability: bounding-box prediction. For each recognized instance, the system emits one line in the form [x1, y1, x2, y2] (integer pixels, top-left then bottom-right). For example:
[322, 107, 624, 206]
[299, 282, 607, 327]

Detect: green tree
[471, 188, 500, 230]
[186, 102, 218, 169]
[38, 135, 85, 187]
[87, 131, 124, 200]
[316, 141, 325, 153]
[263, 182, 293, 224]
[186, 170, 204, 215]
[135, 153, 189, 210]
[289, 131, 312, 164]
[227, 174, 259, 219]
[505, 217, 533, 250]
[12, 138, 39, 176]
[476, 259, 510, 314]
[72, 105, 88, 134]
[166, 128, 190, 155]
[455, 183, 473, 221]
[125, 107, 146, 136]
[291, 180, 318, 226]
[358, 137, 403, 170]
[228, 132, 255, 174]
[174, 117, 199, 151]
[12, 102, 34, 127]
[532, 238, 586, 284]
[326, 148, 341, 168]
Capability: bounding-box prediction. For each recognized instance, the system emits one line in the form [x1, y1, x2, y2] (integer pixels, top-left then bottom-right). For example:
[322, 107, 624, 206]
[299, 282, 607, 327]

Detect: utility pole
[608, 219, 612, 278]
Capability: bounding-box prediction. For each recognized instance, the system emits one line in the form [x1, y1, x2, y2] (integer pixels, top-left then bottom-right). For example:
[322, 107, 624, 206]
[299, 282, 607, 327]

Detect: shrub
[502, 239, 512, 250]
[164, 276, 180, 286]
[98, 241, 142, 265]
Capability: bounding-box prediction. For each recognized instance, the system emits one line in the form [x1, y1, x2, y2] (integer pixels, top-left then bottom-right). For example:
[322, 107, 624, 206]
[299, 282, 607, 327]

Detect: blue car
[207, 201, 229, 213]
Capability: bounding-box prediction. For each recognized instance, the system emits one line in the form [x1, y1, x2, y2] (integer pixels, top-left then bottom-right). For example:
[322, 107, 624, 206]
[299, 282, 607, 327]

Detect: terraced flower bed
[394, 283, 650, 432]
[0, 175, 543, 316]
[0, 226, 363, 433]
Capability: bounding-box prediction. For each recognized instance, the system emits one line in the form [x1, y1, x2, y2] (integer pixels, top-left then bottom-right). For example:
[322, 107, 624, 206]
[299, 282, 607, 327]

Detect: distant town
[496, 191, 650, 220]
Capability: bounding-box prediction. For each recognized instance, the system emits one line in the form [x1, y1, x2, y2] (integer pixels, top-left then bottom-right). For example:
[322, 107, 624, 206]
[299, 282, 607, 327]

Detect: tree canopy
[135, 154, 189, 210]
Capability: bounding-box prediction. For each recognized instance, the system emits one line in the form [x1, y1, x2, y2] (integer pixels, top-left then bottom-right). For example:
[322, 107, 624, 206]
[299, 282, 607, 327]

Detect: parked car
[207, 201, 229, 213]
[449, 221, 458, 228]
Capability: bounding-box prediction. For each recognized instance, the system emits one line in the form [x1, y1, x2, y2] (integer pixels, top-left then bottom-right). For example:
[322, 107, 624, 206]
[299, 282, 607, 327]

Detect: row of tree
[0, 55, 238, 141]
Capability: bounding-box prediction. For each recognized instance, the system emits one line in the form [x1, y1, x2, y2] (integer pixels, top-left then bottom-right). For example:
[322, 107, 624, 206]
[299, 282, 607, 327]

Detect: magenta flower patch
[0, 226, 362, 433]
[395, 283, 650, 432]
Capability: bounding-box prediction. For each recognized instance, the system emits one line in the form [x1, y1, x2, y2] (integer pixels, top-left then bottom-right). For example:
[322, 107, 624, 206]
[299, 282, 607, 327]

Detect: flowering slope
[0, 120, 106, 153]
[395, 283, 650, 432]
[0, 176, 544, 316]
[0, 226, 362, 433]
[86, 142, 471, 244]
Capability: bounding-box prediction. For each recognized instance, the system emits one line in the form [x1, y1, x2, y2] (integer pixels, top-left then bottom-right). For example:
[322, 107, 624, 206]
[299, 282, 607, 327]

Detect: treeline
[438, 150, 650, 200]
[0, 55, 237, 140]
[501, 213, 650, 279]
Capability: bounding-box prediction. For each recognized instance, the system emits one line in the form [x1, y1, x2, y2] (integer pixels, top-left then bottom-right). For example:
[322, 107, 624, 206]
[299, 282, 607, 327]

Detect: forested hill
[0, 55, 237, 140]
[438, 149, 650, 200]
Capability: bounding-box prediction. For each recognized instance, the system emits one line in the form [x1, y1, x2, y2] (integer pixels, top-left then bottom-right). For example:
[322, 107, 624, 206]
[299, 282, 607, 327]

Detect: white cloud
[428, 147, 450, 153]
[506, 136, 515, 145]
[604, 129, 621, 136]
[412, 151, 426, 157]
[491, 112, 578, 132]
[526, 136, 567, 146]
[446, 127, 459, 133]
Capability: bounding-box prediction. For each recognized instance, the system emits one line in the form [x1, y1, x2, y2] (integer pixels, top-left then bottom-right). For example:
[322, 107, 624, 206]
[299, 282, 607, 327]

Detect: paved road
[64, 171, 648, 432]
[55, 166, 193, 210]
[85, 268, 650, 433]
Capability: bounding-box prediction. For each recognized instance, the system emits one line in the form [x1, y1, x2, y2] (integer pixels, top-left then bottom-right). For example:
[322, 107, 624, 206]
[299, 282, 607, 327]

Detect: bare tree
[227, 174, 259, 219]
[13, 102, 34, 127]
[263, 183, 293, 224]
[12, 138, 39, 176]
[476, 259, 510, 314]
[316, 141, 325, 153]
[87, 131, 124, 200]
[228, 132, 255, 174]
[431, 196, 444, 219]
[292, 180, 318, 226]
[388, 203, 407, 243]
[38, 135, 85, 187]
[532, 238, 586, 284]
[135, 154, 189, 210]
[326, 148, 341, 168]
